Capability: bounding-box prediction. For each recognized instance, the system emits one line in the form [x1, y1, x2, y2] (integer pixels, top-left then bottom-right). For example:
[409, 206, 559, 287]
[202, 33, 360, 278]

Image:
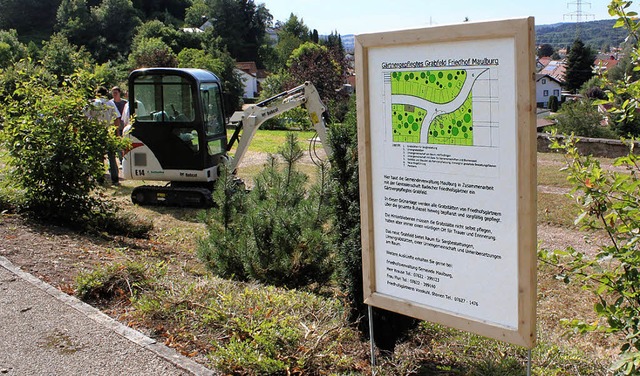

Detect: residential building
[535, 73, 563, 108]
[235, 62, 268, 100]
[594, 55, 620, 74]
[538, 60, 566, 84]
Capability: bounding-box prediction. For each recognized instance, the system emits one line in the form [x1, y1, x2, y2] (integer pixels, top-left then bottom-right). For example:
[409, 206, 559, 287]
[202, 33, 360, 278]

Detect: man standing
[111, 86, 128, 137]
[86, 86, 121, 185]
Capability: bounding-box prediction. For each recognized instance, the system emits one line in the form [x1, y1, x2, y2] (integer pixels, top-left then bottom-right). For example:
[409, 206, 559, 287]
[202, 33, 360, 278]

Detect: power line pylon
[564, 0, 595, 39]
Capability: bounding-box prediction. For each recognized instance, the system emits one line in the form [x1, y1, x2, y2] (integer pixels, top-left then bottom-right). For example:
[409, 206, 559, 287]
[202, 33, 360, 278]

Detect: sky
[258, 0, 615, 35]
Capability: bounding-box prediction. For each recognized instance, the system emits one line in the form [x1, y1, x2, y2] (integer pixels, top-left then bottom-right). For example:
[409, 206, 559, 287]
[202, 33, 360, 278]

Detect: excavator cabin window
[134, 75, 195, 123]
[200, 83, 226, 156]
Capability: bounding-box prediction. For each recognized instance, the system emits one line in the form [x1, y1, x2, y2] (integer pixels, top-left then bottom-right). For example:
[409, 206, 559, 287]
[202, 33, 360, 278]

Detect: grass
[227, 129, 320, 155]
[0, 130, 619, 374]
[537, 191, 580, 227]
[96, 140, 615, 374]
[537, 162, 573, 188]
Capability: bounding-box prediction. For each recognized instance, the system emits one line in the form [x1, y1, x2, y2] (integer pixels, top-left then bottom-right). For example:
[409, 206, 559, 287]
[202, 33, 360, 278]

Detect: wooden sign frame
[355, 18, 537, 348]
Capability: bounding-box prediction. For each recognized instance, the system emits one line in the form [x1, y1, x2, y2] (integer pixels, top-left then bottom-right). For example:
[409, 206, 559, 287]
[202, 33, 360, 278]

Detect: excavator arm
[226, 82, 332, 173]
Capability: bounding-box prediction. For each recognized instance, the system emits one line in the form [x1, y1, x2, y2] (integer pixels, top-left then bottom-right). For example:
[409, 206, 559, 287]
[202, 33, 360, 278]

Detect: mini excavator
[121, 67, 332, 207]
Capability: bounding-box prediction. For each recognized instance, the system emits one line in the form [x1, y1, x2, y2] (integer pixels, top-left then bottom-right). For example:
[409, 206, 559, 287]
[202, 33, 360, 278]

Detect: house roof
[255, 69, 267, 79]
[535, 73, 563, 85]
[594, 56, 619, 72]
[236, 62, 258, 76]
[538, 56, 552, 67]
[539, 60, 566, 83]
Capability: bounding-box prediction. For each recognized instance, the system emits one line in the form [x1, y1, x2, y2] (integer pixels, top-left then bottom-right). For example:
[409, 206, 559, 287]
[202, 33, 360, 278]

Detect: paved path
[0, 256, 216, 376]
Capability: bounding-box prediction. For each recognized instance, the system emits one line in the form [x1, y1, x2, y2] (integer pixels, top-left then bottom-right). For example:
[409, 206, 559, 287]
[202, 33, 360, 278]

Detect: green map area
[428, 93, 473, 145]
[391, 69, 474, 146]
[391, 104, 426, 143]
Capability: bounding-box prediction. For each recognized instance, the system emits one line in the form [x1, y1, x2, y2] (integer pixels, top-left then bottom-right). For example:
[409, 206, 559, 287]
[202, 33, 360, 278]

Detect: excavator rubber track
[131, 185, 214, 208]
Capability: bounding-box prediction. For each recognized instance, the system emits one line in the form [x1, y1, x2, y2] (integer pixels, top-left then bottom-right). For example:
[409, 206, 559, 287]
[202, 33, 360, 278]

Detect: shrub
[553, 99, 616, 139]
[548, 95, 559, 112]
[540, 134, 640, 375]
[0, 66, 128, 230]
[75, 261, 158, 303]
[328, 104, 417, 353]
[198, 133, 334, 289]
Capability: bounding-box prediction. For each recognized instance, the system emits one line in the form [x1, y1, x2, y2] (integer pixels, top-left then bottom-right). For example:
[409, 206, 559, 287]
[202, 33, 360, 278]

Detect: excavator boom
[226, 81, 332, 173]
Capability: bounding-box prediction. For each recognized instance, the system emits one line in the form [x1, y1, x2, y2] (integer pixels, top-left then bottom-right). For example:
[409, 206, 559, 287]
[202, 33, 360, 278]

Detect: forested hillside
[0, 0, 350, 117]
[535, 19, 627, 50]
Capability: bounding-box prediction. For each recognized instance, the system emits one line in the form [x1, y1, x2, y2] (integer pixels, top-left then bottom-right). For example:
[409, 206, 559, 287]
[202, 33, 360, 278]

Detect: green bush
[328, 104, 417, 353]
[540, 134, 640, 375]
[0, 66, 127, 230]
[552, 99, 616, 139]
[548, 95, 559, 112]
[198, 133, 334, 289]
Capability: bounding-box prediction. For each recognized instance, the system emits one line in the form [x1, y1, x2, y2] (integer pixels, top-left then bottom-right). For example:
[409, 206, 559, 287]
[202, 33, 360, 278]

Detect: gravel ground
[0, 257, 215, 376]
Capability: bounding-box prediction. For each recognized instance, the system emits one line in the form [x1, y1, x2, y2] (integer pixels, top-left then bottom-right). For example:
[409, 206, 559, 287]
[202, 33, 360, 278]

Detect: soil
[0, 211, 605, 292]
[0, 149, 621, 367]
[0, 147, 600, 291]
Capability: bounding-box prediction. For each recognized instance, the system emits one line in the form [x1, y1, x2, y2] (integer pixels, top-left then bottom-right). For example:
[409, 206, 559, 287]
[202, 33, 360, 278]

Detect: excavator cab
[123, 68, 227, 206]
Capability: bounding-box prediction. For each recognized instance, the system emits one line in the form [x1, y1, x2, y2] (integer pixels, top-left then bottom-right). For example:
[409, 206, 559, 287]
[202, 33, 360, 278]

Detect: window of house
[543, 90, 549, 96]
[542, 78, 547, 84]
[553, 89, 560, 96]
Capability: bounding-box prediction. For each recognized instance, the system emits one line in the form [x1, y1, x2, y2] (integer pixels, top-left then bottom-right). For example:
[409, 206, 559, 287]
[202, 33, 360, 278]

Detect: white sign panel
[356, 18, 536, 347]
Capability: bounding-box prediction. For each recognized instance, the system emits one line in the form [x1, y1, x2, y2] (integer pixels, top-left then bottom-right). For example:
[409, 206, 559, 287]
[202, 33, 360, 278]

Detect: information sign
[355, 18, 537, 347]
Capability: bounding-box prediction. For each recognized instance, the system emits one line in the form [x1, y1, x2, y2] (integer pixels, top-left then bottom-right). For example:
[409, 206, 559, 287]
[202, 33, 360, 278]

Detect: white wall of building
[536, 76, 562, 107]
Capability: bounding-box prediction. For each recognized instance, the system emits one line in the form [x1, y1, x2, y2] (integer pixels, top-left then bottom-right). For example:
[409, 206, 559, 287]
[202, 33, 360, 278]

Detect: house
[536, 56, 552, 71]
[594, 55, 619, 74]
[535, 73, 563, 108]
[235, 62, 268, 100]
[538, 60, 566, 83]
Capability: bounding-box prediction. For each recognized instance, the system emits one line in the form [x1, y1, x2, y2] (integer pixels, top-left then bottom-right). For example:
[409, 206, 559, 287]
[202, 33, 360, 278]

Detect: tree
[132, 20, 204, 55]
[329, 100, 418, 352]
[0, 0, 59, 38]
[266, 31, 302, 72]
[184, 0, 208, 27]
[539, 3, 640, 374]
[91, 0, 141, 62]
[581, 75, 608, 100]
[553, 99, 615, 138]
[40, 33, 95, 84]
[204, 0, 272, 66]
[0, 67, 122, 228]
[564, 39, 596, 93]
[542, 135, 640, 376]
[280, 13, 309, 41]
[55, 0, 95, 49]
[128, 37, 178, 68]
[177, 41, 244, 113]
[287, 42, 343, 101]
[322, 31, 348, 81]
[130, 0, 190, 23]
[0, 29, 27, 69]
[537, 43, 554, 58]
[132, 20, 180, 51]
[198, 134, 334, 289]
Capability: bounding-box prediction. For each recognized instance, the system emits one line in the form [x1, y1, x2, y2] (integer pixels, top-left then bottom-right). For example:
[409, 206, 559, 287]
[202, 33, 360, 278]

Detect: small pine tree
[198, 133, 334, 289]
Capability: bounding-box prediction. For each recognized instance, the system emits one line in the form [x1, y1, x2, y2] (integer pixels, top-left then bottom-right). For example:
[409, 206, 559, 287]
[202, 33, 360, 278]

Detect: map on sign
[388, 68, 491, 146]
